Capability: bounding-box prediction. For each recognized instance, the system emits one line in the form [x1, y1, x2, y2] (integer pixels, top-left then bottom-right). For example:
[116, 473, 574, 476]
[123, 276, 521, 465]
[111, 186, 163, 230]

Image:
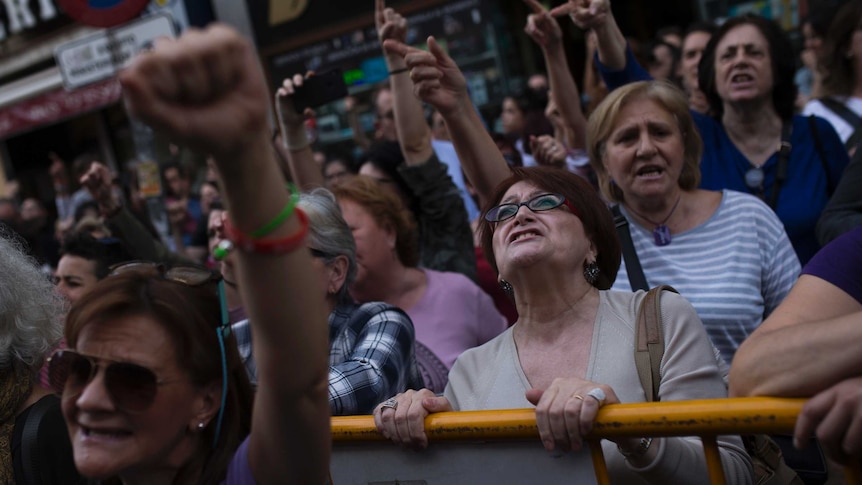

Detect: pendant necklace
[624, 195, 682, 246]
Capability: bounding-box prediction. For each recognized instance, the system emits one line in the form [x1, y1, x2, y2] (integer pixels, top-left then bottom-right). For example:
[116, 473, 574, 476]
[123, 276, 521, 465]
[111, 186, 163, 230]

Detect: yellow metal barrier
[331, 397, 861, 485]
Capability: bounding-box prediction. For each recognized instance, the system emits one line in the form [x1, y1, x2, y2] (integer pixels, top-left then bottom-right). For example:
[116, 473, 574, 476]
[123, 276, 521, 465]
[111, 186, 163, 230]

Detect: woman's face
[490, 181, 593, 279]
[713, 24, 774, 105]
[501, 97, 525, 135]
[680, 31, 711, 92]
[338, 198, 395, 285]
[324, 160, 353, 189]
[63, 315, 211, 481]
[200, 184, 219, 213]
[648, 44, 676, 81]
[601, 98, 685, 201]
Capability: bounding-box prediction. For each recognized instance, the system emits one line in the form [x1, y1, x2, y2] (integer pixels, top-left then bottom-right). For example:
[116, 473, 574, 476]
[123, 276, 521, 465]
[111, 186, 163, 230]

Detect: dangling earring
[499, 279, 513, 297]
[583, 261, 600, 285]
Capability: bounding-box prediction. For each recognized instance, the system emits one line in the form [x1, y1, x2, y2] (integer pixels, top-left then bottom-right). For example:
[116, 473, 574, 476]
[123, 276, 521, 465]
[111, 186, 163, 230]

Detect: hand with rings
[526, 379, 618, 453]
[373, 389, 453, 450]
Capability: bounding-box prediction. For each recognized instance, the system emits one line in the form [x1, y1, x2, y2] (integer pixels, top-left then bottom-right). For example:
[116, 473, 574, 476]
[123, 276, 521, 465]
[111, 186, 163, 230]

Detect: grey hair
[0, 229, 64, 371]
[297, 188, 358, 305]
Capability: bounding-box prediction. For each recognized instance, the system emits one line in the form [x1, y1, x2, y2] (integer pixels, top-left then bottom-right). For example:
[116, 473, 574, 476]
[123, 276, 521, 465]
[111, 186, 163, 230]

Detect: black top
[11, 394, 85, 485]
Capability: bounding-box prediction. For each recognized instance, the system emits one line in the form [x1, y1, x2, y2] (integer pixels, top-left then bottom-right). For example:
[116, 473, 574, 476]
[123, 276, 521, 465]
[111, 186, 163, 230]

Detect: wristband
[388, 67, 409, 75]
[249, 183, 300, 239]
[224, 208, 309, 256]
[284, 136, 311, 152]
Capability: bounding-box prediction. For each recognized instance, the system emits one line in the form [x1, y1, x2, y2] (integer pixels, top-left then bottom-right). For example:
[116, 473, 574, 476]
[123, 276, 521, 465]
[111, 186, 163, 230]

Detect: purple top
[802, 226, 862, 304]
[221, 437, 255, 484]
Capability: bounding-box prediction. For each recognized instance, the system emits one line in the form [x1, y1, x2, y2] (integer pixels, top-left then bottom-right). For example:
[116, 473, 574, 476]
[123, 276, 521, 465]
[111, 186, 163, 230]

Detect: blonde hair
[587, 80, 702, 203]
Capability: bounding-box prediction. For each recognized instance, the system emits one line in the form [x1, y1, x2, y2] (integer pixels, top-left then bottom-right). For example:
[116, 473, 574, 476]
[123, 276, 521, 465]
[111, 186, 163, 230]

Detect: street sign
[54, 13, 175, 91]
[57, 0, 150, 28]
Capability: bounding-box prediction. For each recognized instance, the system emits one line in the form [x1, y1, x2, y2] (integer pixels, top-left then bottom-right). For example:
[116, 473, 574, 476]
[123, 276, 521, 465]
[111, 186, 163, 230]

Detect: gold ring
[572, 394, 584, 401]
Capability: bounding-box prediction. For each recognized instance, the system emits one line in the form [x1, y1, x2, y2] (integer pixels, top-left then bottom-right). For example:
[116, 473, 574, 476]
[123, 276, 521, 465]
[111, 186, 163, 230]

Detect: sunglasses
[484, 193, 578, 222]
[48, 349, 174, 413]
[110, 261, 221, 286]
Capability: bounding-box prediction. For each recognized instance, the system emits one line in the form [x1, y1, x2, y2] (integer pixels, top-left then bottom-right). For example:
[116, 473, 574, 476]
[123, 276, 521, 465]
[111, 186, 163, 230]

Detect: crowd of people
[0, 0, 860, 483]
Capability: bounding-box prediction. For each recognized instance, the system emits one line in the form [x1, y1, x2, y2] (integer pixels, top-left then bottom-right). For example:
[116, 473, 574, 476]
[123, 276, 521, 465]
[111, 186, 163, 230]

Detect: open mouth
[510, 231, 539, 243]
[82, 426, 132, 440]
[636, 166, 664, 179]
[731, 73, 754, 83]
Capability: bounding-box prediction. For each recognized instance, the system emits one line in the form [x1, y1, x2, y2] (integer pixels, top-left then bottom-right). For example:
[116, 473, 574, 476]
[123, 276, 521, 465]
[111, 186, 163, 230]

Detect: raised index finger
[375, 0, 386, 24]
[522, 0, 547, 14]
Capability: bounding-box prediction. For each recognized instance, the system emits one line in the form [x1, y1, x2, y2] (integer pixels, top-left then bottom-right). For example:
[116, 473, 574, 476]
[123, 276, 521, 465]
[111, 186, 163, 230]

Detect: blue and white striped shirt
[612, 190, 801, 364]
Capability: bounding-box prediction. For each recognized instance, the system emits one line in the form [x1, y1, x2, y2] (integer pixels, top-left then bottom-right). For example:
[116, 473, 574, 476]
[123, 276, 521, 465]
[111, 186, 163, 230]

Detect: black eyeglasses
[484, 193, 578, 222]
[47, 349, 174, 413]
[309, 248, 336, 259]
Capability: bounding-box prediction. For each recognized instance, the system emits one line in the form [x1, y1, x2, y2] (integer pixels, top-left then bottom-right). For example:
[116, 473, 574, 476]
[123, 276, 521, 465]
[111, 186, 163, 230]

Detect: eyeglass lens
[485, 194, 565, 222]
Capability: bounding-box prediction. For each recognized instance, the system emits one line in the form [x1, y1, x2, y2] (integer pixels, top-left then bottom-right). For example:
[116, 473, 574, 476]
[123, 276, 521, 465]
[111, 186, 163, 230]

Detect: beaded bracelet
[223, 208, 309, 256]
[250, 183, 300, 239]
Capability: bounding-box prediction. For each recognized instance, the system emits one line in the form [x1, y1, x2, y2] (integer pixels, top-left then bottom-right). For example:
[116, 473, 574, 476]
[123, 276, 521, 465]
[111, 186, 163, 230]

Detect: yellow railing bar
[332, 397, 860, 485]
[588, 440, 611, 485]
[332, 397, 805, 442]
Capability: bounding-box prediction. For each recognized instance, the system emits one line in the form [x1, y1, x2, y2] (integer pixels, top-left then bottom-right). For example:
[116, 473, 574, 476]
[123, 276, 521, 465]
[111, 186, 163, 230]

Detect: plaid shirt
[232, 301, 423, 415]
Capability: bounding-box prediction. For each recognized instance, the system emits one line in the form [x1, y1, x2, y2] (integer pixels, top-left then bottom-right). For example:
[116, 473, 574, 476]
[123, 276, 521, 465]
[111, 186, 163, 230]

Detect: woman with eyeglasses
[0, 231, 84, 484]
[45, 25, 331, 484]
[560, 0, 848, 266]
[371, 37, 753, 484]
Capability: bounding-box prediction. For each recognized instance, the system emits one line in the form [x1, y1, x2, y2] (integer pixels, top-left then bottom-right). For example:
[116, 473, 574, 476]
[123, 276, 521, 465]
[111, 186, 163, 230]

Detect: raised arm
[377, 0, 434, 164]
[120, 25, 330, 484]
[383, 37, 510, 205]
[523, 0, 586, 150]
[275, 75, 326, 191]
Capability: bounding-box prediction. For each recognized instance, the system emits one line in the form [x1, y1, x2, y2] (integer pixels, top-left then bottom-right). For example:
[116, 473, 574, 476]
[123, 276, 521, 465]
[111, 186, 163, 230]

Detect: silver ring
[381, 398, 398, 411]
[586, 387, 606, 406]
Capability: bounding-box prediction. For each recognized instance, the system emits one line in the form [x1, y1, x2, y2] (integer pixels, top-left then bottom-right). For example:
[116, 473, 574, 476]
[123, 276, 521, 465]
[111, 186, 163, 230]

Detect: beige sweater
[444, 289, 754, 485]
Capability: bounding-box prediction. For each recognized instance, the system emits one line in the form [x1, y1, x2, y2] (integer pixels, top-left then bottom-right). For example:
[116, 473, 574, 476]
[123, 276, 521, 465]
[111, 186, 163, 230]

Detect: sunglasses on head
[484, 193, 578, 223]
[109, 261, 221, 286]
[48, 349, 173, 413]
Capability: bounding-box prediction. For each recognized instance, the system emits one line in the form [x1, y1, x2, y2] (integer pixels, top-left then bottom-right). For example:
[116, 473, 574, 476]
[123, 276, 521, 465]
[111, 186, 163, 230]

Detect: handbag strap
[634, 285, 678, 402]
[768, 122, 792, 210]
[611, 205, 649, 291]
[20, 395, 56, 485]
[819, 97, 862, 151]
[807, 115, 836, 197]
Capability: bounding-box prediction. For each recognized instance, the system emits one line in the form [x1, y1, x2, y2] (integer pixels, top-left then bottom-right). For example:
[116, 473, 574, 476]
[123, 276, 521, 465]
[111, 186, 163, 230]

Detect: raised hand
[526, 378, 618, 452]
[383, 36, 469, 117]
[523, 0, 563, 47]
[119, 25, 270, 166]
[79, 162, 121, 216]
[373, 389, 453, 450]
[275, 74, 316, 130]
[550, 0, 611, 31]
[376, 0, 408, 44]
[530, 134, 568, 168]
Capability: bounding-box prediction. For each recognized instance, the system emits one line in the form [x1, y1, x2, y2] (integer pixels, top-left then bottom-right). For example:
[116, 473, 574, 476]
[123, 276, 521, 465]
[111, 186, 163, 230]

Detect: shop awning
[0, 76, 122, 140]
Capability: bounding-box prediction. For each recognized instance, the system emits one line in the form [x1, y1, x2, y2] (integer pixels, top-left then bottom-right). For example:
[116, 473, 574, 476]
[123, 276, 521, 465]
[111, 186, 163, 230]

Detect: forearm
[592, 15, 628, 70]
[442, 105, 511, 205]
[279, 122, 324, 191]
[730, 311, 862, 397]
[543, 43, 587, 149]
[628, 436, 752, 485]
[387, 53, 435, 164]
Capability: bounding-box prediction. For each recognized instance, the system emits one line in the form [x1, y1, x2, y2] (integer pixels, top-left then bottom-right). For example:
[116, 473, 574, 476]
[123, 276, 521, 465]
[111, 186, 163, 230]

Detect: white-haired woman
[0, 230, 83, 483]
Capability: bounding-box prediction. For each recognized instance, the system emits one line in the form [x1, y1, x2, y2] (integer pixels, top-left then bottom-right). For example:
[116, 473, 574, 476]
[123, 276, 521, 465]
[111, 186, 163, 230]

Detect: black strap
[819, 97, 862, 150]
[20, 396, 56, 485]
[768, 123, 793, 210]
[807, 115, 836, 197]
[611, 205, 649, 291]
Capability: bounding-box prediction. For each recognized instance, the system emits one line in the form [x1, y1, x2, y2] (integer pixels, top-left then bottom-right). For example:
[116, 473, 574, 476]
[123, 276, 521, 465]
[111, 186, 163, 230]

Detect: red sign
[57, 0, 150, 28]
[0, 78, 122, 140]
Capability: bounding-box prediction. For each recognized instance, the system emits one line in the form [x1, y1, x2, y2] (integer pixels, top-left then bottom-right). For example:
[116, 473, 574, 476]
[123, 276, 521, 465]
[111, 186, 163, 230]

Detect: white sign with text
[55, 13, 175, 90]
